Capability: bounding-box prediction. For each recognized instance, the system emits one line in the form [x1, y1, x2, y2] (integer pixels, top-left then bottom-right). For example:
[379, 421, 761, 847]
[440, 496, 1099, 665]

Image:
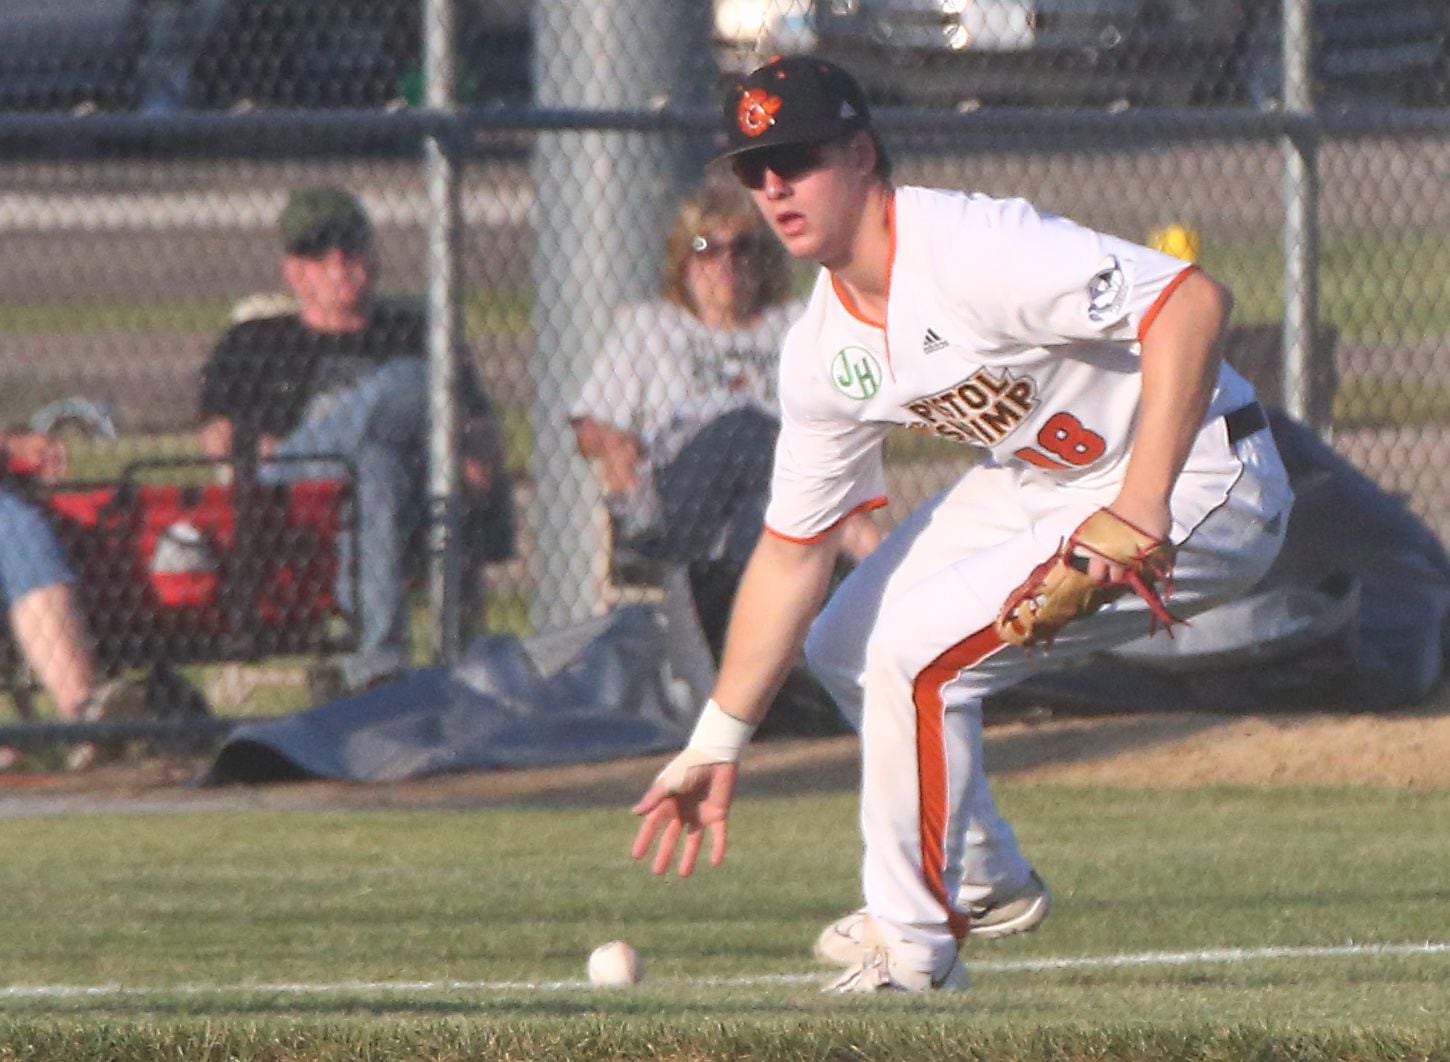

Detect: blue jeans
[264, 358, 427, 690]
[0, 487, 73, 607]
[630, 407, 778, 572]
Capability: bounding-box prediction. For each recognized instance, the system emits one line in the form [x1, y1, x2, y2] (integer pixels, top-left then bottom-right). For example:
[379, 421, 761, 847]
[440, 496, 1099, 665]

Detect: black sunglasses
[731, 142, 827, 190]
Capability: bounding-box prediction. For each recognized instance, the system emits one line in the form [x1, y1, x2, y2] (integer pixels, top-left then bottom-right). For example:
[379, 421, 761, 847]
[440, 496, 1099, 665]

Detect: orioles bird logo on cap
[737, 88, 781, 137]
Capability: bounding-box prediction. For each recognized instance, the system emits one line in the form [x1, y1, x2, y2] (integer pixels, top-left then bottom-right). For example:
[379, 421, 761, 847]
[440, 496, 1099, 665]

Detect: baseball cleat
[823, 947, 969, 994]
[814, 870, 1051, 967]
[813, 908, 875, 967]
[965, 869, 1052, 940]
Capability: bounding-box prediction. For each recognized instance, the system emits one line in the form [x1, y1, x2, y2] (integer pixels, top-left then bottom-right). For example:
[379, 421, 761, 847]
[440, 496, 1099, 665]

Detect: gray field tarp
[203, 604, 699, 784]
[204, 409, 1450, 785]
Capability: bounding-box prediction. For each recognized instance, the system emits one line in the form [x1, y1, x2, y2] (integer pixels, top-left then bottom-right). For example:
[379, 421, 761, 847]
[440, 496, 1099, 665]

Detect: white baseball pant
[803, 419, 1292, 976]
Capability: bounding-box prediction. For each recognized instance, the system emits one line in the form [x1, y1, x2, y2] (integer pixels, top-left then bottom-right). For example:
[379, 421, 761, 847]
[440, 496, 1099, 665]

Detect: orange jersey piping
[764, 495, 888, 545]
[1137, 264, 1200, 344]
[828, 192, 897, 380]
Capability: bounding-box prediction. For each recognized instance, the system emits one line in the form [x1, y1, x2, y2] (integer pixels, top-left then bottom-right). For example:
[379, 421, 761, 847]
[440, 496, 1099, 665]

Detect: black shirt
[197, 301, 514, 561]
[198, 303, 489, 440]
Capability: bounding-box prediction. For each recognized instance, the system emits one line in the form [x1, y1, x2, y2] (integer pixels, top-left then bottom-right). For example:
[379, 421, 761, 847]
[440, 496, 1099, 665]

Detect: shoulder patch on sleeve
[1087, 255, 1129, 323]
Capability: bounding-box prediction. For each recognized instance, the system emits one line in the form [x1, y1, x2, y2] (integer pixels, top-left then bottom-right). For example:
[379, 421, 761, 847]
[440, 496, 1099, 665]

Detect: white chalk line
[2, 941, 1447, 1001]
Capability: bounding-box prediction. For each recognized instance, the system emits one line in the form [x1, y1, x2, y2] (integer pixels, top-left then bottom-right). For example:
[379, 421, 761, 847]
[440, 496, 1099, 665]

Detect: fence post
[529, 0, 714, 631]
[423, 0, 465, 663]
[1281, 0, 1322, 432]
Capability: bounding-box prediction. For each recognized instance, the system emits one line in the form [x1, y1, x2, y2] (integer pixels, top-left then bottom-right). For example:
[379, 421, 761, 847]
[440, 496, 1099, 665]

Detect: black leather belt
[1223, 401, 1268, 445]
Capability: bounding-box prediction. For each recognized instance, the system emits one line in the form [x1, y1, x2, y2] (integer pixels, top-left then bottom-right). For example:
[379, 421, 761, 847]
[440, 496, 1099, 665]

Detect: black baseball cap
[279, 186, 373, 256]
[719, 56, 871, 159]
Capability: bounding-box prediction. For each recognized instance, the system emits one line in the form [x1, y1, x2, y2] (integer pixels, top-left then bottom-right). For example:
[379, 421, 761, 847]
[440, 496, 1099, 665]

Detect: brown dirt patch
[4, 707, 1450, 817]
[984, 709, 1450, 789]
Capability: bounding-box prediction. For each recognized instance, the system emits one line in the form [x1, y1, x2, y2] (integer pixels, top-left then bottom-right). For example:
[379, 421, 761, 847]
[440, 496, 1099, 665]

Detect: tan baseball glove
[995, 508, 1178, 648]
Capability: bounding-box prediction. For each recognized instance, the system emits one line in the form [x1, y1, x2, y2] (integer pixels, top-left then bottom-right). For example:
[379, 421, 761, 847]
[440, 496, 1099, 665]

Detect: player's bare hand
[631, 757, 738, 877]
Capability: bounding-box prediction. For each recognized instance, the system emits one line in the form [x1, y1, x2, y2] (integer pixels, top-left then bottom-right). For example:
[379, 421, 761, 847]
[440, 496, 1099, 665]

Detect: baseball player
[631, 56, 1293, 993]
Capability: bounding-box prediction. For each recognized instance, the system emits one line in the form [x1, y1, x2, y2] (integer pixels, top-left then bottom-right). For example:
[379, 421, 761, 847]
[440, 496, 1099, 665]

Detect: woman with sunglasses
[570, 170, 880, 668]
[630, 57, 1293, 993]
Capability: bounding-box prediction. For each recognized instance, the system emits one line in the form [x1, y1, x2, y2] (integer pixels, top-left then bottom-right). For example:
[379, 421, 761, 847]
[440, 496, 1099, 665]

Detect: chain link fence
[1, 0, 1448, 745]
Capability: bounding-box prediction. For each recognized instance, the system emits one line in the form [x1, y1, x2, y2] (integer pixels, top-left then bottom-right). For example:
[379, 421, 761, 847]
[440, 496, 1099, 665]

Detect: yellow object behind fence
[1148, 222, 1201, 263]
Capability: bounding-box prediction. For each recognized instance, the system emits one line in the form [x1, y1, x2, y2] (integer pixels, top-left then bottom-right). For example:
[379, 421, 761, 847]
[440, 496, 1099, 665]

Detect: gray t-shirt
[570, 298, 804, 469]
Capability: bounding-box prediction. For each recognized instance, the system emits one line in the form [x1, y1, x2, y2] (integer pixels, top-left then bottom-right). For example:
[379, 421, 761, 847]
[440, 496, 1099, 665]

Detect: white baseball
[587, 940, 643, 987]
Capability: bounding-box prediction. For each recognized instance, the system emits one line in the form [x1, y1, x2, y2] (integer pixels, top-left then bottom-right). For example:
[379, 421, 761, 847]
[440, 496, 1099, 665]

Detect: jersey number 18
[1013, 412, 1106, 471]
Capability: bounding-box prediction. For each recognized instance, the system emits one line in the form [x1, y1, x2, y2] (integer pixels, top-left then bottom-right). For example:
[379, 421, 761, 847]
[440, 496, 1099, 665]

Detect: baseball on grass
[587, 940, 643, 986]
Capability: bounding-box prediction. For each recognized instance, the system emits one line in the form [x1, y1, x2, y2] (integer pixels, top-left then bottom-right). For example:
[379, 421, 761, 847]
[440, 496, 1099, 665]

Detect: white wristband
[685, 699, 756, 764]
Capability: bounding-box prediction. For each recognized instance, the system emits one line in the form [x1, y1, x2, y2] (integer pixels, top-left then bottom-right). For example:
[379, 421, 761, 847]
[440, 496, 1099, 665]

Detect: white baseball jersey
[780, 186, 1292, 978]
[764, 186, 1260, 545]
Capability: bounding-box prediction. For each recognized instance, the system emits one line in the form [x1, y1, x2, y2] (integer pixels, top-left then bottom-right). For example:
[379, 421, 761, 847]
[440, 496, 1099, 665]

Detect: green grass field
[1188, 228, 1450, 342]
[0, 783, 1447, 1059]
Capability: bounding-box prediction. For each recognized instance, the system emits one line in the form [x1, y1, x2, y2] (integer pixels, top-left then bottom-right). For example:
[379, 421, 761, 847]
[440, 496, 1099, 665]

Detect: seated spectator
[1, 430, 143, 769]
[198, 187, 514, 696]
[570, 171, 879, 657]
